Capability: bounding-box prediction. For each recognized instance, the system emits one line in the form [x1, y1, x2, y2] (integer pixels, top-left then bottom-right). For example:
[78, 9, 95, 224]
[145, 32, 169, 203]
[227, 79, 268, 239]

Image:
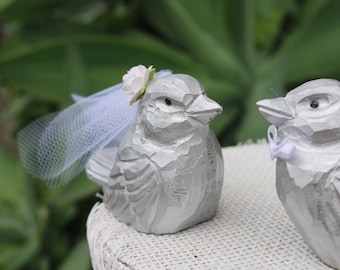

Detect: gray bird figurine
[257, 78, 340, 269]
[86, 72, 224, 234]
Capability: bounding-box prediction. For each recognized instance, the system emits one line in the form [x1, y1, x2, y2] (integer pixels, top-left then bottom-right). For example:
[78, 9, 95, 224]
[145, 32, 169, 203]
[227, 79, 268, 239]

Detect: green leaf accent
[129, 66, 156, 105]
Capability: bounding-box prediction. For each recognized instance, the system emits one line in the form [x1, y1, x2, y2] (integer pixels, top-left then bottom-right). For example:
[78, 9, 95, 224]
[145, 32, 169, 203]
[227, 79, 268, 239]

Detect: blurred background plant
[1, 0, 340, 269]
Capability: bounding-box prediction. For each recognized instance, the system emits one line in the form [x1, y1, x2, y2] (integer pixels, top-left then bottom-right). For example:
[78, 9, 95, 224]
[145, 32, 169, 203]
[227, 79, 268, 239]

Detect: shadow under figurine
[17, 65, 224, 235]
[257, 78, 340, 269]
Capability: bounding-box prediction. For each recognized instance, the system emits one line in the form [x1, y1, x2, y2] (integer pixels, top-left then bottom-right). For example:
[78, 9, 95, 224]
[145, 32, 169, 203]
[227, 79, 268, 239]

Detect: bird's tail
[86, 147, 118, 186]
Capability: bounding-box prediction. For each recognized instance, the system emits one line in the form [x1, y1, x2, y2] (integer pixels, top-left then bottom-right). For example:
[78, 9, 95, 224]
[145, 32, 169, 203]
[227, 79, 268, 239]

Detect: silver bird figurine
[86, 73, 224, 234]
[257, 78, 340, 269]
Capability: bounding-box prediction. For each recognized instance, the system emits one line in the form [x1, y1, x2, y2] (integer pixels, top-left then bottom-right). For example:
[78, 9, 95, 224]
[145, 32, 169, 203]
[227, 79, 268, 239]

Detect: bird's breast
[287, 147, 339, 172]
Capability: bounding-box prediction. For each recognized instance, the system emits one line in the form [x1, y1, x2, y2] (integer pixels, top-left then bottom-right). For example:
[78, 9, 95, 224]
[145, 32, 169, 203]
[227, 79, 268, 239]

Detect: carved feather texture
[85, 74, 224, 234]
[257, 78, 340, 269]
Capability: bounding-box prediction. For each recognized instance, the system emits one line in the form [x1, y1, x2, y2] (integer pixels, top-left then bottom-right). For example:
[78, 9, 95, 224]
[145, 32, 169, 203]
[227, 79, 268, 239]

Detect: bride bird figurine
[18, 65, 224, 234]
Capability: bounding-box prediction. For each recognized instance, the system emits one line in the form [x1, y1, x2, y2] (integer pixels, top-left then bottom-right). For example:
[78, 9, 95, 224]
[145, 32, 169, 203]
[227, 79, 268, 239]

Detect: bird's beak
[256, 97, 293, 125]
[187, 95, 222, 124]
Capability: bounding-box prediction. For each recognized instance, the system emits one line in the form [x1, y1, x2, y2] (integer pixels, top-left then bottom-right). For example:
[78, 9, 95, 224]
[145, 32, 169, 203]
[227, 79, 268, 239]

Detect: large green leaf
[0, 33, 197, 103]
[0, 0, 16, 12]
[47, 174, 99, 207]
[142, 0, 246, 81]
[253, 0, 296, 54]
[58, 239, 91, 270]
[0, 147, 39, 270]
[0, 147, 34, 222]
[0, 0, 98, 21]
[0, 237, 39, 270]
[142, 0, 233, 49]
[274, 1, 340, 82]
[224, 0, 255, 67]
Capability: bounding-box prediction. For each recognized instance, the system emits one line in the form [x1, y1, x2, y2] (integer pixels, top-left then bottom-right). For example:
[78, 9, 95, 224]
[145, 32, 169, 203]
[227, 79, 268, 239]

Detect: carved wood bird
[257, 78, 340, 269]
[86, 73, 224, 234]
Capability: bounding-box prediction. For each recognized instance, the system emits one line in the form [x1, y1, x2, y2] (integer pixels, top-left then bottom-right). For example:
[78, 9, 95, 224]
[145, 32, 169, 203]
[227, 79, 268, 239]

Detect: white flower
[122, 65, 155, 104]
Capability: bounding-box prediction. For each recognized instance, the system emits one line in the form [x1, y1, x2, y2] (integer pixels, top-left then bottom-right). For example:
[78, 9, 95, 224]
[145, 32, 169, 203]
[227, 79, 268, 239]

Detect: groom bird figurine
[257, 78, 340, 269]
[86, 70, 224, 234]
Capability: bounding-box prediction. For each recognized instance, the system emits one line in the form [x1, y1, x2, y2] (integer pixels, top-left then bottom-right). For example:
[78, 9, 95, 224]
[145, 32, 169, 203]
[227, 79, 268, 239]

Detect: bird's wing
[86, 147, 118, 186]
[109, 148, 161, 222]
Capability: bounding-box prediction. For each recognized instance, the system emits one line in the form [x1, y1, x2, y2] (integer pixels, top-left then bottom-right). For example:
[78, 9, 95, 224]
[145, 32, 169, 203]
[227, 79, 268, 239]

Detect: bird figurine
[86, 69, 224, 234]
[17, 65, 224, 234]
[257, 78, 340, 269]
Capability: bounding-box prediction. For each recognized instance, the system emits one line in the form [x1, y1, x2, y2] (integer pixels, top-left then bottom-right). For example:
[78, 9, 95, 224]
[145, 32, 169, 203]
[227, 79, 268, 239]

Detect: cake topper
[18, 65, 224, 234]
[257, 78, 340, 269]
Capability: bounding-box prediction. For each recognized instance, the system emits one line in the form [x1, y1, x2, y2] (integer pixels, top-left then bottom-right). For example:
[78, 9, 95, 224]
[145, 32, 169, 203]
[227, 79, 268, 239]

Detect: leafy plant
[1, 0, 340, 269]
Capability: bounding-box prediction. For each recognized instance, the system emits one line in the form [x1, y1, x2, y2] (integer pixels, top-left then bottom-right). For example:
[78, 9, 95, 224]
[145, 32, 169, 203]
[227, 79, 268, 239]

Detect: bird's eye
[310, 100, 319, 108]
[165, 98, 172, 106]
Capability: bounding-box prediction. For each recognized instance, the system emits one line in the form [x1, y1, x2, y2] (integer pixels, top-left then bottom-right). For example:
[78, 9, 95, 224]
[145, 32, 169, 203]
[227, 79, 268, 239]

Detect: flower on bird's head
[122, 65, 156, 105]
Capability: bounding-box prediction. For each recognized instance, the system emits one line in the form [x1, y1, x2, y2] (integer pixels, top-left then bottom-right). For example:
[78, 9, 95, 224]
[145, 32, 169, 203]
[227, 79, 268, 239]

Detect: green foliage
[1, 0, 340, 269]
[0, 144, 96, 270]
